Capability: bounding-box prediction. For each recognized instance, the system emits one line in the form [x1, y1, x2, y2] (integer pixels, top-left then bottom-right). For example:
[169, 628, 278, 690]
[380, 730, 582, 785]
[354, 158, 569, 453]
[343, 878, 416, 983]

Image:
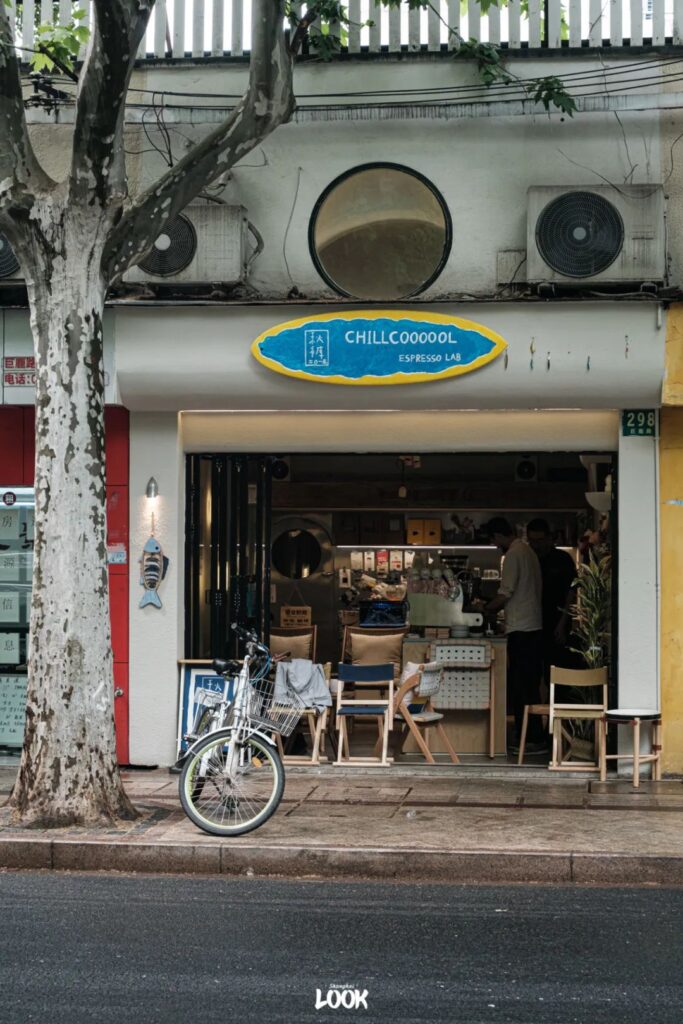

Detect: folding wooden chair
[274, 662, 331, 765]
[334, 663, 394, 766]
[378, 662, 460, 765]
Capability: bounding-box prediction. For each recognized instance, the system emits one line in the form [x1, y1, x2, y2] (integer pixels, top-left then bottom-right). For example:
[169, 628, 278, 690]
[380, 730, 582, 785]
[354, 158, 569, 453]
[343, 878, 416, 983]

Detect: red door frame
[0, 405, 130, 764]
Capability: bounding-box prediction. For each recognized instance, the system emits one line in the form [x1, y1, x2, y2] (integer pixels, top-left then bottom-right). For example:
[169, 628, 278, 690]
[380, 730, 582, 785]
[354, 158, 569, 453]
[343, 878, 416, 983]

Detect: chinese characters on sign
[621, 410, 656, 437]
[0, 675, 27, 746]
[0, 489, 34, 744]
[304, 329, 330, 368]
[253, 312, 508, 385]
[0, 593, 20, 625]
[3, 356, 36, 388]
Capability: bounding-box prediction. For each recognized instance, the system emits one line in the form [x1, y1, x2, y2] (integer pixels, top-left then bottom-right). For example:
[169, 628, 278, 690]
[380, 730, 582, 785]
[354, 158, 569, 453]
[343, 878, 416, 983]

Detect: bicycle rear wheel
[179, 728, 285, 836]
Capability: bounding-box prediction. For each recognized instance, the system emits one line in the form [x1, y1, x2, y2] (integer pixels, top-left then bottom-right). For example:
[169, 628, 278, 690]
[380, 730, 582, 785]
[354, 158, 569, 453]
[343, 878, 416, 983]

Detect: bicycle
[179, 624, 305, 836]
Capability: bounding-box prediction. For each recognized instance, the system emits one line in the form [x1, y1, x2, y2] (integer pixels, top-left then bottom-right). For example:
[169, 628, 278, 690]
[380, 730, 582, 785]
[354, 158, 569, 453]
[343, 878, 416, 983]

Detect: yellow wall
[661, 304, 683, 772]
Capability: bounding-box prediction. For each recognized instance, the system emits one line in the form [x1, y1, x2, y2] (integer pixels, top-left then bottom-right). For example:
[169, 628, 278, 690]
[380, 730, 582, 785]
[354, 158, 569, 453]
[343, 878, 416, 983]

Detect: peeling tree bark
[0, 0, 296, 828]
[10, 200, 136, 826]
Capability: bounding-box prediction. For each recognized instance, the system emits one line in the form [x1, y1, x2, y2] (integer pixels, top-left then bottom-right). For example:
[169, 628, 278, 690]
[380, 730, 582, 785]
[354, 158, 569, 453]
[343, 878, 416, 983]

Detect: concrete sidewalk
[2, 766, 683, 885]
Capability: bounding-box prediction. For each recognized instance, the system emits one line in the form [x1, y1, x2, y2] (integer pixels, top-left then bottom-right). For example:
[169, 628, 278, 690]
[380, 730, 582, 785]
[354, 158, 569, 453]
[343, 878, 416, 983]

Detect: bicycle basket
[247, 675, 306, 737]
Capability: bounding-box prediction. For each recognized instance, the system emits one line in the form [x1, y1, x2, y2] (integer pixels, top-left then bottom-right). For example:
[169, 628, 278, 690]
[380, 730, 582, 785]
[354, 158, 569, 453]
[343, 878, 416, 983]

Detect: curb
[2, 838, 683, 885]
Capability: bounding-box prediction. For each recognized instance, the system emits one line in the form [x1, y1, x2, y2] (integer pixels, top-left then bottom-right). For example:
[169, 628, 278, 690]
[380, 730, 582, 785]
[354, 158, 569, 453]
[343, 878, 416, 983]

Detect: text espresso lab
[343, 328, 464, 363]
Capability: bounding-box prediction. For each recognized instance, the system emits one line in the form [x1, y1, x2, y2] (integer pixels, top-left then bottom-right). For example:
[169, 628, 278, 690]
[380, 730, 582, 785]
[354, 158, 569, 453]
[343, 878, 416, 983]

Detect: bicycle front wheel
[179, 728, 285, 837]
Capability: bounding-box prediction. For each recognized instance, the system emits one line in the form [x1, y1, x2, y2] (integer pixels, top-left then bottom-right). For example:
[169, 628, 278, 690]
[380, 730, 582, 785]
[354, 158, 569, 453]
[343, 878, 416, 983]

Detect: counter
[402, 636, 507, 756]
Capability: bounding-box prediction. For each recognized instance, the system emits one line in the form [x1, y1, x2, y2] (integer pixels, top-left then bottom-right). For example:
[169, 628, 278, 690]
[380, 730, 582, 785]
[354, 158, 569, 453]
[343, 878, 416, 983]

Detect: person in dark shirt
[526, 518, 577, 691]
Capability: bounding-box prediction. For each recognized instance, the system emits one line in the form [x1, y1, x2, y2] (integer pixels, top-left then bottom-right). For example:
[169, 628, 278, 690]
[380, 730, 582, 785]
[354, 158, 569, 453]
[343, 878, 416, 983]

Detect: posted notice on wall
[0, 674, 26, 746]
[0, 554, 20, 582]
[0, 508, 20, 542]
[0, 633, 20, 665]
[0, 593, 20, 624]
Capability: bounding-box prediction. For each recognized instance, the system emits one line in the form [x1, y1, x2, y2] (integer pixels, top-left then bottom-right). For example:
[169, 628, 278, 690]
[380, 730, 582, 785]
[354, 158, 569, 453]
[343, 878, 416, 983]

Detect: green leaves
[569, 554, 612, 669]
[458, 40, 514, 87]
[288, 1, 575, 114]
[531, 75, 577, 116]
[28, 6, 89, 73]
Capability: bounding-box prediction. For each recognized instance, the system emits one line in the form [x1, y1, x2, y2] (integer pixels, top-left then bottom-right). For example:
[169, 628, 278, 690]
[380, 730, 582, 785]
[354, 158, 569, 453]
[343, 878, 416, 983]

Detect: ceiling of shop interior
[271, 452, 603, 511]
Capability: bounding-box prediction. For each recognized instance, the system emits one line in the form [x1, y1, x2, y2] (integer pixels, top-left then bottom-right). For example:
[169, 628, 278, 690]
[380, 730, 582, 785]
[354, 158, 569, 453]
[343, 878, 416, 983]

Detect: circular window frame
[308, 162, 453, 300]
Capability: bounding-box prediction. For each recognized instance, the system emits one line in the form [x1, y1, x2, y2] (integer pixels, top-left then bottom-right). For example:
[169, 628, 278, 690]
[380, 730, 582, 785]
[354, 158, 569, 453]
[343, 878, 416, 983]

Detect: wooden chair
[274, 661, 331, 766]
[270, 625, 317, 662]
[334, 663, 394, 766]
[377, 662, 460, 765]
[598, 709, 662, 788]
[341, 625, 408, 671]
[549, 665, 608, 772]
[518, 704, 549, 765]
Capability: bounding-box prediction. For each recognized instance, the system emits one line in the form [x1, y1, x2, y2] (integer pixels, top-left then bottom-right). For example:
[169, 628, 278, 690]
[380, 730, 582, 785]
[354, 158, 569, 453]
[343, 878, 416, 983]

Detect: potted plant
[566, 553, 612, 759]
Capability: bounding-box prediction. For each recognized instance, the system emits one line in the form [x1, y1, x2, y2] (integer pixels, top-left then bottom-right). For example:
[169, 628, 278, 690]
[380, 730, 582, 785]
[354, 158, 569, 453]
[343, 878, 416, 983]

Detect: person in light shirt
[482, 517, 545, 752]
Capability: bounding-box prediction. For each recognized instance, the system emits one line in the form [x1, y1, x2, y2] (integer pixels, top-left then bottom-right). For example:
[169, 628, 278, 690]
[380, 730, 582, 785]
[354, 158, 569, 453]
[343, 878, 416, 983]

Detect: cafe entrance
[184, 447, 616, 763]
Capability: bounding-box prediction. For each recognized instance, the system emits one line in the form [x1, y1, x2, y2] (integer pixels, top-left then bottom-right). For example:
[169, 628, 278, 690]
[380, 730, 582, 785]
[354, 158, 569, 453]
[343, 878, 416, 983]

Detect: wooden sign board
[280, 605, 312, 628]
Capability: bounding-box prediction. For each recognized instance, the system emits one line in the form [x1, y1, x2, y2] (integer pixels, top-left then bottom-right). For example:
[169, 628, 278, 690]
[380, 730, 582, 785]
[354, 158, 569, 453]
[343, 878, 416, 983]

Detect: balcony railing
[11, 0, 683, 61]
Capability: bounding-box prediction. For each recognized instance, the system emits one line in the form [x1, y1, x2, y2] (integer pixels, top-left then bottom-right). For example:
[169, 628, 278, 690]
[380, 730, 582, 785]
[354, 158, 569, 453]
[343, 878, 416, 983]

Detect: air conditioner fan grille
[0, 234, 20, 279]
[137, 214, 197, 277]
[535, 191, 624, 278]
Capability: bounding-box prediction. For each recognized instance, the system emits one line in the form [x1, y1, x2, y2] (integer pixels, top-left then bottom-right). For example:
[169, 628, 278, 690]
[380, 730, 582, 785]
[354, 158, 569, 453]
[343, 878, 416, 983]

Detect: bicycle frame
[183, 641, 277, 774]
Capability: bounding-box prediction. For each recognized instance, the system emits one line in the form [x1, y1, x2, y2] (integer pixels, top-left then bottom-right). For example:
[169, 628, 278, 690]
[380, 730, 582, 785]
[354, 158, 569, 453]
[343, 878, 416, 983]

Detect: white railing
[12, 0, 683, 60]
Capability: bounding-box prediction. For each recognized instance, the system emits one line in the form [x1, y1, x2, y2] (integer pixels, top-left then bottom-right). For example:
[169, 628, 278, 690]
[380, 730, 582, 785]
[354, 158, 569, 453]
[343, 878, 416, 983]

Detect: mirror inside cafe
[185, 451, 614, 768]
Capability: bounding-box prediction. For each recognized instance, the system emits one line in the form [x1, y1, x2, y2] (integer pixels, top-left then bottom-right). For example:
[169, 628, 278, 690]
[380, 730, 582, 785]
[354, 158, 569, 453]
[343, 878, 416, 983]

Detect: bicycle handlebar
[230, 622, 269, 654]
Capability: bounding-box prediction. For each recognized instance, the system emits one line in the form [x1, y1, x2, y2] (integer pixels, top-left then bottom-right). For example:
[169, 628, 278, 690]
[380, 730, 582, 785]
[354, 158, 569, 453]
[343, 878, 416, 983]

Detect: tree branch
[103, 0, 295, 281]
[0, 4, 51, 219]
[70, 0, 153, 206]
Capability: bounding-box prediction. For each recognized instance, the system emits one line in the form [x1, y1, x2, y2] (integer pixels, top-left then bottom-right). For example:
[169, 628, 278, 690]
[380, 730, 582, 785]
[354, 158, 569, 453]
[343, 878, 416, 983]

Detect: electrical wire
[20, 54, 683, 103]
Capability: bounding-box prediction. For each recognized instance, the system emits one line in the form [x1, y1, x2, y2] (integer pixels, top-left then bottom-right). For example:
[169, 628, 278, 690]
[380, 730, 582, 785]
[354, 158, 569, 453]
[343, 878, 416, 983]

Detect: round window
[272, 529, 322, 580]
[309, 164, 451, 300]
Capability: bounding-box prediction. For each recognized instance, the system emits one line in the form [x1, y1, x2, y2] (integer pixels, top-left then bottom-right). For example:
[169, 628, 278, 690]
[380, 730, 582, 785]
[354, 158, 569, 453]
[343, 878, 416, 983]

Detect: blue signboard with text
[252, 311, 507, 386]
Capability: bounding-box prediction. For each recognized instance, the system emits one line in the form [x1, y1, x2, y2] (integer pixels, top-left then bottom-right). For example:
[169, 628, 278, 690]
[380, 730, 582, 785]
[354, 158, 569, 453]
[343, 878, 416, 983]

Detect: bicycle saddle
[212, 658, 241, 676]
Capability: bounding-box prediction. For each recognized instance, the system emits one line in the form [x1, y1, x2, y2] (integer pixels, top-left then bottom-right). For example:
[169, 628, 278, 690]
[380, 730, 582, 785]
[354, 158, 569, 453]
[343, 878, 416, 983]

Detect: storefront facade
[1, 40, 678, 768]
[97, 299, 662, 766]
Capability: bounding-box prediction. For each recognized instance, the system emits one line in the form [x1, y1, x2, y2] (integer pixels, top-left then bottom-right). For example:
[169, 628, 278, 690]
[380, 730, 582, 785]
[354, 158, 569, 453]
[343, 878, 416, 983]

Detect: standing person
[482, 517, 545, 752]
[526, 518, 577, 685]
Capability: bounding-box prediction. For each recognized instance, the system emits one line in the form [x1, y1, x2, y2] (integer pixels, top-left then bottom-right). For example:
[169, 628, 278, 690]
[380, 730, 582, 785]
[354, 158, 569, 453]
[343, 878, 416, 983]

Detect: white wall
[128, 412, 184, 766]
[124, 56, 667, 299]
[618, 430, 660, 710]
[113, 302, 665, 412]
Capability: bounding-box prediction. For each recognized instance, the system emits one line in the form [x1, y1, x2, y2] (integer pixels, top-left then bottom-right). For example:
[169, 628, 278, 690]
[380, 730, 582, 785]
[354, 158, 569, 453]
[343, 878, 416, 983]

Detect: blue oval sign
[252, 311, 507, 386]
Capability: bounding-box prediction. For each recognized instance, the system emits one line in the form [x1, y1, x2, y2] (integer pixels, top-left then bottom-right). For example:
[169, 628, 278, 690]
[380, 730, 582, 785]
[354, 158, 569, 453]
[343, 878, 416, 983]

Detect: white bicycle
[179, 624, 304, 836]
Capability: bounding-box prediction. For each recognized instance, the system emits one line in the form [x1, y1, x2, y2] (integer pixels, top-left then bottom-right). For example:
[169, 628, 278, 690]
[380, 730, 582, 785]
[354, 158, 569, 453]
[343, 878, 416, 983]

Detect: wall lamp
[145, 477, 159, 499]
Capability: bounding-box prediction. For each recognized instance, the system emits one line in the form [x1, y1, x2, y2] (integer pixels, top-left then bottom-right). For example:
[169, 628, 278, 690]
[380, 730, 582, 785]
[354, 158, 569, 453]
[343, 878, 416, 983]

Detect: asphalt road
[0, 873, 681, 1024]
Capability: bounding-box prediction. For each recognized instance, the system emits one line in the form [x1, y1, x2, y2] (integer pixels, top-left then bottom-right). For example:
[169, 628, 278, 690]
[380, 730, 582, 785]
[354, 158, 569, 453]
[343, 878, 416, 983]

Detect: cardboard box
[406, 519, 424, 545]
[423, 519, 442, 545]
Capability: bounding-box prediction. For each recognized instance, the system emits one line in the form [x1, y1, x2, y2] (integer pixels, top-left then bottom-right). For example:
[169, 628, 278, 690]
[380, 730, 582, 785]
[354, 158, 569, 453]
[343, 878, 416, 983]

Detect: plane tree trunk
[10, 199, 135, 826]
[1, 0, 294, 827]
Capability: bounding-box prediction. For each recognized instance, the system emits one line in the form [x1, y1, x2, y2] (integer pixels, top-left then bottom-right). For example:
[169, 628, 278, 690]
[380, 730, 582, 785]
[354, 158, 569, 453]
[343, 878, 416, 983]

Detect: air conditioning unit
[0, 233, 21, 280]
[527, 185, 665, 285]
[124, 204, 248, 285]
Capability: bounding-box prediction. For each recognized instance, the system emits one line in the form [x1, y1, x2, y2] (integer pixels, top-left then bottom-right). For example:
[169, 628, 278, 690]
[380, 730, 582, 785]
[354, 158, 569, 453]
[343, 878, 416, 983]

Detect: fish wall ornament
[139, 535, 169, 609]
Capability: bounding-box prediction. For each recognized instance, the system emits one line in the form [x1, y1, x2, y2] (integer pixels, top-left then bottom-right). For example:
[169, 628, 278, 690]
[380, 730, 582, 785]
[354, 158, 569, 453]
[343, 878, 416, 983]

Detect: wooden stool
[598, 709, 662, 788]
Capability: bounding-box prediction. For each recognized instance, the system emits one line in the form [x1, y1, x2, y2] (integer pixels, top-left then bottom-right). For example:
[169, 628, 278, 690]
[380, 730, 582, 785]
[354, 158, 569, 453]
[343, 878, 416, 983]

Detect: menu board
[0, 674, 26, 746]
